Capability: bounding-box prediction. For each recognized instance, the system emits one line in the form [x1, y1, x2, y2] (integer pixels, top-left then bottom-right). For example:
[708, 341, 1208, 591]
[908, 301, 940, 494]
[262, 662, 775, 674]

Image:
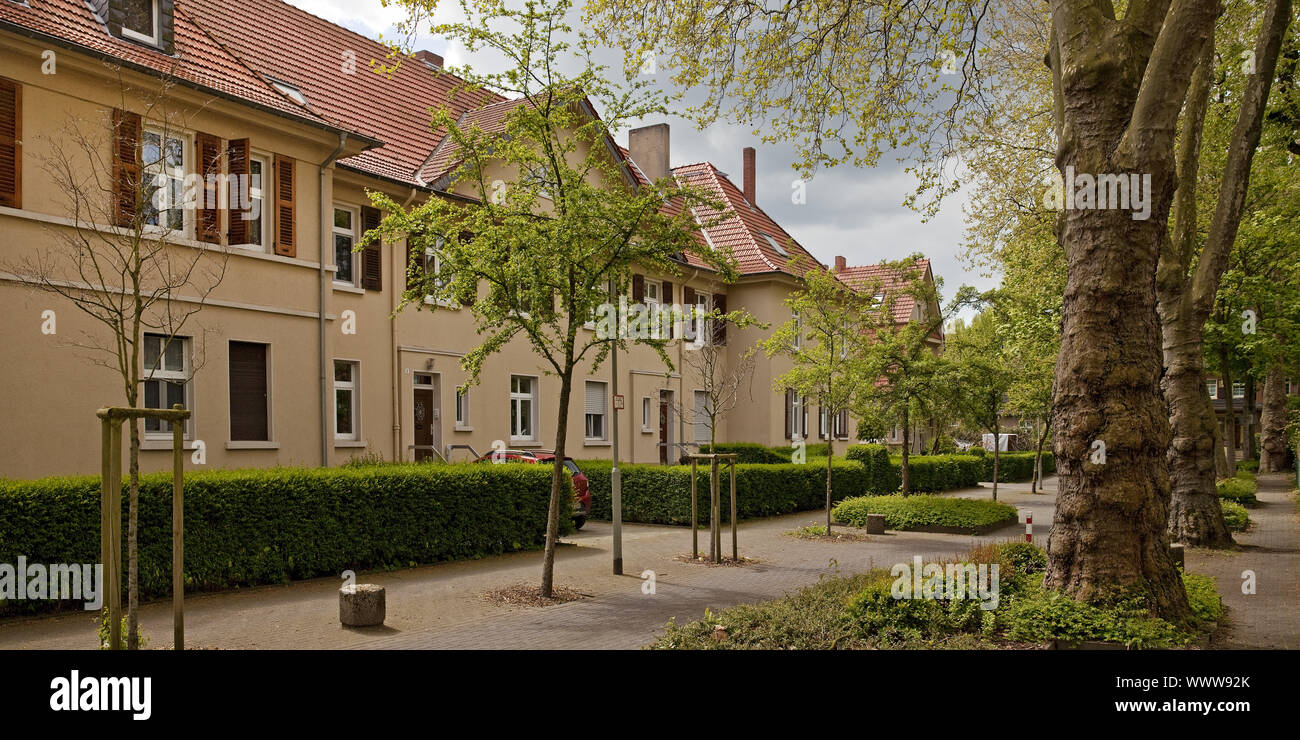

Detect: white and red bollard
[1025, 510, 1033, 543]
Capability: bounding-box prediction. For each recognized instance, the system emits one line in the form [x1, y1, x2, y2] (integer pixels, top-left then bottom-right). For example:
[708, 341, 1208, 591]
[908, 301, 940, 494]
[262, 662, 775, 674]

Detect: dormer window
[268, 78, 309, 107]
[121, 0, 160, 46]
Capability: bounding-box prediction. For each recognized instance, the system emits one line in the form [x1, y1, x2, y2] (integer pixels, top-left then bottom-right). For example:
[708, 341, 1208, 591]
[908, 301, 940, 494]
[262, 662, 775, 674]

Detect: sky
[284, 0, 996, 302]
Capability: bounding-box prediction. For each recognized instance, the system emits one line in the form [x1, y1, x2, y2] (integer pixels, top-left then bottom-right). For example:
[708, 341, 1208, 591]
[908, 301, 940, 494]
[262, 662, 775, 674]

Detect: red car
[473, 449, 591, 529]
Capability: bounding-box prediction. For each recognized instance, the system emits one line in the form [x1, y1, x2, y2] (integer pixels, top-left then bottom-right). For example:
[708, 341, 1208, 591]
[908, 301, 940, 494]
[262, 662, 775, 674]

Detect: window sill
[333, 283, 365, 295]
[334, 440, 366, 448]
[640, 427, 654, 434]
[141, 438, 196, 451]
[423, 297, 460, 309]
[583, 439, 611, 447]
[226, 441, 279, 450]
[454, 425, 474, 432]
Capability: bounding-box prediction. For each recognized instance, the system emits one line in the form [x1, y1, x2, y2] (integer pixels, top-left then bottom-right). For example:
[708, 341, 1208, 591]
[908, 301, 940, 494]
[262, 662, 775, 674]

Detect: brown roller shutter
[662, 280, 673, 336]
[228, 341, 269, 441]
[112, 109, 142, 227]
[712, 293, 727, 345]
[631, 273, 644, 302]
[274, 154, 295, 257]
[226, 139, 250, 244]
[360, 206, 382, 291]
[195, 132, 222, 243]
[0, 78, 20, 209]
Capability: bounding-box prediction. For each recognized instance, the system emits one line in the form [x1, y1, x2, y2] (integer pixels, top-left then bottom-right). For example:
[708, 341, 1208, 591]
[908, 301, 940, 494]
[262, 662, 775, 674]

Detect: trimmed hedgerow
[845, 445, 899, 493]
[0, 463, 568, 613]
[694, 443, 789, 464]
[580, 459, 872, 525]
[982, 452, 1056, 483]
[832, 494, 1018, 531]
[894, 454, 985, 493]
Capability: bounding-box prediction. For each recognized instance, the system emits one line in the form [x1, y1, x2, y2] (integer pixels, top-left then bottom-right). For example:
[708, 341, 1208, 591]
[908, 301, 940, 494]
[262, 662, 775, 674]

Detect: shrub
[581, 459, 872, 525]
[1219, 499, 1250, 531]
[1182, 572, 1224, 626]
[893, 454, 985, 492]
[0, 463, 567, 614]
[1216, 477, 1258, 506]
[1236, 459, 1259, 473]
[832, 495, 1018, 531]
[997, 541, 1047, 574]
[966, 446, 986, 457]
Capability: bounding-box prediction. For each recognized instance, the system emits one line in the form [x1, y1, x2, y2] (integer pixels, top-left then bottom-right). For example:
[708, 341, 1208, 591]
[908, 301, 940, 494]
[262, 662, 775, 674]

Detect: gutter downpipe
[394, 187, 421, 461]
[319, 133, 349, 468]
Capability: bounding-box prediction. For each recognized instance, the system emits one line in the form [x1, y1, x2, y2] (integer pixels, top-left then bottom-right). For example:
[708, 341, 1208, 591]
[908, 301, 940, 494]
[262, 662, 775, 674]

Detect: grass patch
[785, 523, 873, 542]
[832, 494, 1018, 532]
[1220, 499, 1251, 531]
[650, 542, 1220, 650]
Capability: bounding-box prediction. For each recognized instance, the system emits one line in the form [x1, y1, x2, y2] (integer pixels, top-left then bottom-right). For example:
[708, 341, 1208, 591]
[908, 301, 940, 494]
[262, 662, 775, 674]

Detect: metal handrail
[407, 444, 448, 463]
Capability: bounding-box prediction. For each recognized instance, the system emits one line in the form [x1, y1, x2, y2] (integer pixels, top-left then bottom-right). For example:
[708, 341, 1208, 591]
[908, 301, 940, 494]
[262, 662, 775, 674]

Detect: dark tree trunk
[1222, 349, 1238, 472]
[1260, 363, 1289, 472]
[825, 437, 834, 531]
[990, 425, 1000, 502]
[1244, 374, 1257, 461]
[1032, 419, 1051, 493]
[1214, 419, 1230, 479]
[540, 370, 573, 598]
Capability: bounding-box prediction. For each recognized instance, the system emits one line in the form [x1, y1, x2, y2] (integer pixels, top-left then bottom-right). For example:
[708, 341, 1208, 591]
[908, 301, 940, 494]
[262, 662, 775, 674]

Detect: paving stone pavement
[1184, 472, 1300, 649]
[0, 479, 1053, 650]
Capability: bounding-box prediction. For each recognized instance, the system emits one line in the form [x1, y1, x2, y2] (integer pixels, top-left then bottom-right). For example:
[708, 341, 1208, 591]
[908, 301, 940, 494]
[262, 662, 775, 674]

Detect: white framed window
[333, 206, 358, 286]
[455, 387, 470, 429]
[693, 291, 712, 345]
[833, 409, 849, 439]
[142, 128, 188, 235]
[819, 407, 830, 439]
[142, 333, 190, 438]
[421, 238, 459, 307]
[786, 389, 807, 440]
[641, 396, 653, 432]
[693, 390, 710, 444]
[121, 0, 161, 46]
[791, 310, 804, 350]
[1207, 380, 1219, 399]
[1232, 382, 1246, 399]
[333, 360, 359, 441]
[233, 153, 271, 250]
[585, 380, 608, 440]
[510, 375, 538, 441]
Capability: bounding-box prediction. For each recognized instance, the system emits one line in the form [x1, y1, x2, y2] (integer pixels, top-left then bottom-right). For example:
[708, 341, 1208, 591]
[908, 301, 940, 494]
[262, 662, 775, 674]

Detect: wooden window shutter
[631, 273, 644, 302]
[682, 285, 696, 339]
[195, 132, 222, 244]
[112, 108, 142, 227]
[662, 280, 673, 336]
[712, 293, 727, 345]
[273, 153, 295, 256]
[784, 389, 792, 440]
[228, 341, 269, 442]
[226, 139, 250, 244]
[0, 78, 20, 209]
[360, 206, 383, 291]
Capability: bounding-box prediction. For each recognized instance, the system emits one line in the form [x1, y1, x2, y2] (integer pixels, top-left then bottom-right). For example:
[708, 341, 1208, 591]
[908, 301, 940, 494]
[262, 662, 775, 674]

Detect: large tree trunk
[1041, 0, 1221, 623]
[1260, 363, 1290, 472]
[540, 370, 573, 598]
[1244, 374, 1257, 461]
[1214, 419, 1230, 479]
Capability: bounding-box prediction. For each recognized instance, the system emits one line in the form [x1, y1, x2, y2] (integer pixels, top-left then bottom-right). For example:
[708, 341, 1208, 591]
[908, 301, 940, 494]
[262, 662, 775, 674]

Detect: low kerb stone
[340, 583, 386, 627]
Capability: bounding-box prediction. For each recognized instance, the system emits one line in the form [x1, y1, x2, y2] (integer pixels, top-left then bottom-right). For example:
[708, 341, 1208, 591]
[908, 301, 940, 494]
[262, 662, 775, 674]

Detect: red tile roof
[836, 258, 933, 324]
[669, 162, 822, 278]
[0, 0, 336, 128]
[180, 0, 503, 185]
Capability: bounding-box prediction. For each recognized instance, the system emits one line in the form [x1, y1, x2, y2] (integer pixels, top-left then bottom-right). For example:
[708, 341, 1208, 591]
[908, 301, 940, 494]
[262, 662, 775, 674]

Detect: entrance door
[413, 373, 441, 462]
[659, 391, 671, 464]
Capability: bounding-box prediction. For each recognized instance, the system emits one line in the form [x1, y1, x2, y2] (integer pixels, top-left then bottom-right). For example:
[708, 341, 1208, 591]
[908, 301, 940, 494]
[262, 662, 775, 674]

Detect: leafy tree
[370, 0, 732, 597]
[946, 312, 1015, 500]
[765, 261, 878, 530]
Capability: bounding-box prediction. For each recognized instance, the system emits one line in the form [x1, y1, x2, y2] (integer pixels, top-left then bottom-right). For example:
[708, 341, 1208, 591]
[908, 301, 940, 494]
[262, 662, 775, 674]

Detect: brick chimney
[834, 255, 847, 272]
[629, 124, 671, 184]
[743, 147, 756, 205]
[414, 50, 444, 68]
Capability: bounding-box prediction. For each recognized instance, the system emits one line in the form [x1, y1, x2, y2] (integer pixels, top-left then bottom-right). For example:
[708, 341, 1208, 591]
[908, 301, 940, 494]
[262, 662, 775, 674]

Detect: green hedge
[982, 451, 1056, 482]
[694, 443, 789, 464]
[0, 464, 568, 613]
[580, 458, 872, 525]
[845, 445, 899, 493]
[892, 454, 985, 493]
[832, 494, 1019, 531]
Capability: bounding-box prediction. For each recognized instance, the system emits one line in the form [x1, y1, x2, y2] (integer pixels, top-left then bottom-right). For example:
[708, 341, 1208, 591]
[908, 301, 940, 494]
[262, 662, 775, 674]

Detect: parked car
[472, 449, 591, 529]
